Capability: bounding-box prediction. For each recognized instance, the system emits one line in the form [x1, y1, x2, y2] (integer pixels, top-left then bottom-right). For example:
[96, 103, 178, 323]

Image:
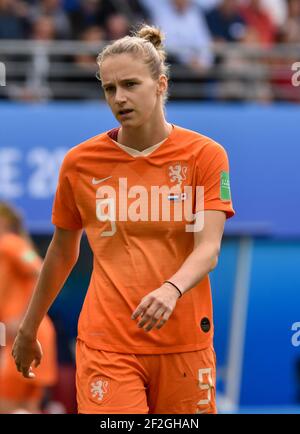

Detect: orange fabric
[76, 339, 216, 414]
[0, 234, 42, 321]
[0, 234, 58, 402]
[52, 125, 235, 354]
[0, 362, 43, 402]
[0, 316, 58, 401]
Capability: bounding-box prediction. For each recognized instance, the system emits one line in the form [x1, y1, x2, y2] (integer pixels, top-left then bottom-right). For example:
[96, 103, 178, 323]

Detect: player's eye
[104, 86, 115, 93]
[126, 82, 137, 88]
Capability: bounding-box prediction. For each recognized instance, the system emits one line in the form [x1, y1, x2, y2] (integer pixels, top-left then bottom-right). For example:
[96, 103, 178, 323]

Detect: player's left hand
[131, 283, 181, 332]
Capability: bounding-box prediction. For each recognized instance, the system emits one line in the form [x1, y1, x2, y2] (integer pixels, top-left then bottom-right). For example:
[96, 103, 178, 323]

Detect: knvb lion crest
[90, 378, 109, 402]
[168, 164, 188, 187]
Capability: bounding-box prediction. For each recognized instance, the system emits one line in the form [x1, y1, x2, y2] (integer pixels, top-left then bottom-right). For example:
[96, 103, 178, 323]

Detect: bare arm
[132, 211, 226, 331]
[166, 210, 226, 295]
[12, 226, 83, 377]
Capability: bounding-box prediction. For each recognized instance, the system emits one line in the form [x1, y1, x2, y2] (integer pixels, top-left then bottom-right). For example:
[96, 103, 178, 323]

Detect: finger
[144, 320, 158, 332]
[154, 306, 166, 320]
[137, 314, 151, 328]
[138, 306, 161, 328]
[21, 366, 35, 379]
[132, 299, 153, 320]
[156, 310, 172, 330]
[144, 316, 163, 332]
[33, 357, 41, 368]
[25, 367, 35, 379]
[21, 365, 29, 377]
[132, 303, 150, 320]
[131, 308, 143, 321]
[140, 306, 165, 330]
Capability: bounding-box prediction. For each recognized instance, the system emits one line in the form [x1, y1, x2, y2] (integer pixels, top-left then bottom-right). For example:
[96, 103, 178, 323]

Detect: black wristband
[164, 280, 182, 298]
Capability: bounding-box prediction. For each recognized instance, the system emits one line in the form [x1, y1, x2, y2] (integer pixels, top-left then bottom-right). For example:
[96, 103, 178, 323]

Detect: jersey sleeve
[0, 234, 42, 276]
[195, 140, 235, 219]
[52, 150, 83, 230]
[0, 259, 12, 318]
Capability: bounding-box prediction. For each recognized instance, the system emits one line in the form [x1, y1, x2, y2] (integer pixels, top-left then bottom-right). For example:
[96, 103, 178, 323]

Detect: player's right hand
[11, 331, 43, 379]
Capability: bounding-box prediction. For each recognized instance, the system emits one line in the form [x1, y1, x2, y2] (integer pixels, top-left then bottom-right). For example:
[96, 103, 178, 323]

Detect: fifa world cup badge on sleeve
[220, 171, 231, 201]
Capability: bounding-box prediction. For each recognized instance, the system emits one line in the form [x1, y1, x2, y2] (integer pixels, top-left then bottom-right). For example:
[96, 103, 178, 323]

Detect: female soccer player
[12, 25, 234, 414]
[0, 202, 58, 413]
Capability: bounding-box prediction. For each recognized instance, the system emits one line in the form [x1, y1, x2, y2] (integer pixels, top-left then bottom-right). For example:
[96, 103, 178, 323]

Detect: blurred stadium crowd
[1, 0, 299, 47]
[0, 0, 299, 102]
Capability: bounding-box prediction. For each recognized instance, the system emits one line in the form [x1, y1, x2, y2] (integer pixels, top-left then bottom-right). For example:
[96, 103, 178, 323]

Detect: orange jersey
[52, 125, 235, 354]
[0, 234, 42, 322]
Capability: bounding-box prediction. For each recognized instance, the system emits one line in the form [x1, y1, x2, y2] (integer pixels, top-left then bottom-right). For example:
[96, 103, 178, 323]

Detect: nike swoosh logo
[92, 176, 112, 185]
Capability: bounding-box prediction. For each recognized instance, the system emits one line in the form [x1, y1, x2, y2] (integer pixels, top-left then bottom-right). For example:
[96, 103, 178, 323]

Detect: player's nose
[115, 87, 127, 104]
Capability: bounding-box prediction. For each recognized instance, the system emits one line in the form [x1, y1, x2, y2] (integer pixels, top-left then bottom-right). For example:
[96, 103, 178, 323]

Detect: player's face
[100, 53, 166, 127]
[0, 216, 10, 237]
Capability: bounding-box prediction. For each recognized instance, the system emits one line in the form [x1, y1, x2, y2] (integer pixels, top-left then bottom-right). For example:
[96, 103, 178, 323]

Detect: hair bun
[136, 25, 164, 50]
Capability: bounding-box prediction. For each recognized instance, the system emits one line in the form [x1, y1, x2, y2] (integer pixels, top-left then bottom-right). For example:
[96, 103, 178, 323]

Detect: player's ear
[156, 75, 168, 96]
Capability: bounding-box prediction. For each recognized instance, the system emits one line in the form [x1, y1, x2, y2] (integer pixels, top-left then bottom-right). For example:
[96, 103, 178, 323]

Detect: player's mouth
[118, 109, 134, 118]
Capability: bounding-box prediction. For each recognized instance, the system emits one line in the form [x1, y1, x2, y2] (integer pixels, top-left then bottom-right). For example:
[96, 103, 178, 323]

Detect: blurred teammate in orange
[0, 202, 58, 413]
[12, 25, 234, 414]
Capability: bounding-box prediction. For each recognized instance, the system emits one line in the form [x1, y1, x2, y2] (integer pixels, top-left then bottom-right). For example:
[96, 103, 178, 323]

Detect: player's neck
[118, 116, 172, 152]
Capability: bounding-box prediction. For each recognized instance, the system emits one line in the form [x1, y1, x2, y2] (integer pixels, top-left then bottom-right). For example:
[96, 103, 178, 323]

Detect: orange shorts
[76, 339, 217, 414]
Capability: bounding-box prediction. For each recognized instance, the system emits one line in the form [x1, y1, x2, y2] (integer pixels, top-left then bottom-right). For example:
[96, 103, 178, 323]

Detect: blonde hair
[0, 202, 35, 250]
[97, 24, 170, 99]
[0, 202, 25, 235]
